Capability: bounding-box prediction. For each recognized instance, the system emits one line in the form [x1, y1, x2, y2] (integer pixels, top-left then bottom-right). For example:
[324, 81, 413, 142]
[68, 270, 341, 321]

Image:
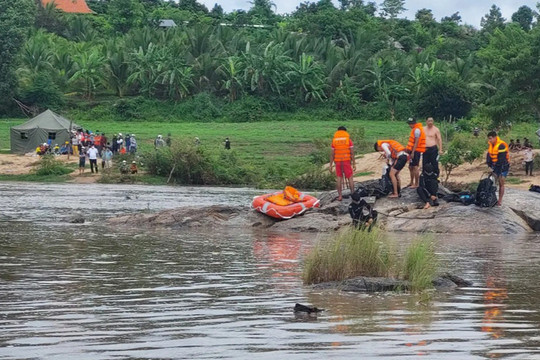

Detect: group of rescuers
[329, 117, 511, 207]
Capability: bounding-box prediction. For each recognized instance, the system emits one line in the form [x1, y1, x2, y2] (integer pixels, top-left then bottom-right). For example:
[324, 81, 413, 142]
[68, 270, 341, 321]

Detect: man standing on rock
[423, 117, 442, 177]
[487, 131, 510, 206]
[405, 117, 426, 189]
[330, 126, 356, 201]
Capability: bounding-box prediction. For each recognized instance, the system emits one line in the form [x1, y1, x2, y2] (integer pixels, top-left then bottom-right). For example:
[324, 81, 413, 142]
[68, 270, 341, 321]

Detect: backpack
[475, 176, 498, 208]
[348, 199, 378, 230]
[351, 186, 369, 202]
[458, 191, 475, 206]
[530, 185, 540, 194]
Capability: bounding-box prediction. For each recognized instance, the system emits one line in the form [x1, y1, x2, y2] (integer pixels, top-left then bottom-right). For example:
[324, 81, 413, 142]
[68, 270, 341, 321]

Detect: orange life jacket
[332, 130, 352, 162]
[488, 137, 509, 164]
[377, 140, 405, 159]
[406, 123, 426, 153]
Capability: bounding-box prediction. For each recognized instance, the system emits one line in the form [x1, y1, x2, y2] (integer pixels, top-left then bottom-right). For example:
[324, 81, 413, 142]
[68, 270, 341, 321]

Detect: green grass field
[0, 117, 537, 185]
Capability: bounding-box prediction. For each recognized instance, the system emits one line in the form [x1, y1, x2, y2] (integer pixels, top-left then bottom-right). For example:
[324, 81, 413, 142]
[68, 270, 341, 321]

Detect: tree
[0, 0, 35, 112]
[511, 5, 534, 31]
[440, 134, 485, 184]
[480, 5, 506, 34]
[415, 8, 435, 27]
[70, 49, 106, 99]
[379, 0, 405, 20]
[441, 12, 462, 24]
[416, 73, 472, 120]
[210, 4, 224, 19]
[248, 0, 277, 25]
[107, 0, 145, 33]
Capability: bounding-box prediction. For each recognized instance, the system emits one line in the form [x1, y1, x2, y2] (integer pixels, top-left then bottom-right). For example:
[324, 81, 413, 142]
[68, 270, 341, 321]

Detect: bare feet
[423, 203, 431, 209]
[337, 196, 342, 201]
[388, 194, 399, 198]
[497, 201, 502, 206]
[409, 185, 418, 189]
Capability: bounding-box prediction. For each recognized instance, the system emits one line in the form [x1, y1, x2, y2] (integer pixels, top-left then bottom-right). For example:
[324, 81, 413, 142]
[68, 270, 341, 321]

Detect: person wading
[423, 117, 443, 176]
[405, 117, 426, 189]
[487, 131, 510, 206]
[330, 126, 356, 201]
[374, 140, 408, 198]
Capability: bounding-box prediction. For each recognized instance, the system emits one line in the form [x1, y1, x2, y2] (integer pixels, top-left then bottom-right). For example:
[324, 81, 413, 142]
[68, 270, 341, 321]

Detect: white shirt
[381, 143, 393, 160]
[87, 147, 99, 160]
[523, 149, 534, 162]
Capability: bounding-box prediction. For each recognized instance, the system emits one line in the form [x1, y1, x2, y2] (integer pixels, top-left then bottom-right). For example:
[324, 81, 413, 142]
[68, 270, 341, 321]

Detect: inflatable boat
[252, 186, 320, 220]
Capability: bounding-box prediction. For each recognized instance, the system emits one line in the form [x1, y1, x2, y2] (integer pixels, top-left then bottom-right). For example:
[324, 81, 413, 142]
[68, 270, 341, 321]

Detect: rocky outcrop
[312, 273, 472, 293]
[108, 185, 540, 234]
[504, 188, 540, 231]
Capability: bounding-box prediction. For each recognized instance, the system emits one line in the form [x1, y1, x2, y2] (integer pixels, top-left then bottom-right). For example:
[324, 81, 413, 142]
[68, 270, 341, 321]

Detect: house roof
[159, 19, 177, 27]
[41, 0, 94, 14]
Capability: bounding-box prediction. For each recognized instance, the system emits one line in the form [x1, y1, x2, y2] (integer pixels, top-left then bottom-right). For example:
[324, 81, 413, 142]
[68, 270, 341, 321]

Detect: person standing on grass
[330, 126, 356, 201]
[129, 135, 137, 154]
[87, 144, 99, 174]
[224, 137, 231, 150]
[166, 133, 172, 147]
[374, 140, 408, 198]
[523, 146, 534, 176]
[487, 131, 510, 206]
[423, 117, 443, 177]
[79, 146, 86, 175]
[405, 117, 426, 189]
[102, 147, 113, 170]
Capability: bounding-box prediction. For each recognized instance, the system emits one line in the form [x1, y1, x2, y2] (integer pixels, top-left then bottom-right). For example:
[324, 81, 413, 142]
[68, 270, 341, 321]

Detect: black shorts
[392, 154, 407, 171]
[409, 151, 422, 167]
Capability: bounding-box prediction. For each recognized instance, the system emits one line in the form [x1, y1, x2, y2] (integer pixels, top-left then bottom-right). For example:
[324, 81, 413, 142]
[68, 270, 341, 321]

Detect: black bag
[530, 185, 540, 194]
[475, 176, 498, 208]
[348, 199, 378, 230]
[370, 167, 394, 199]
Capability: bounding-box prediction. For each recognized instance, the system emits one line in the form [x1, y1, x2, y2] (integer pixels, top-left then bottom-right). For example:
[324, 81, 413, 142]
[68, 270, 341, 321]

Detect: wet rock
[69, 214, 85, 224]
[312, 274, 472, 293]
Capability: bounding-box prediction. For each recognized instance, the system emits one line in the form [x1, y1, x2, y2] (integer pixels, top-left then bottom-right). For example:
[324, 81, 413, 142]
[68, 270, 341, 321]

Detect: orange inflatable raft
[252, 186, 320, 220]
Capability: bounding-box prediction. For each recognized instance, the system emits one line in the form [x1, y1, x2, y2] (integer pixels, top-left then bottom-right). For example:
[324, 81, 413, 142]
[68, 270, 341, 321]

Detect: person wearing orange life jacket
[374, 140, 408, 198]
[330, 126, 356, 201]
[405, 117, 426, 189]
[487, 131, 510, 206]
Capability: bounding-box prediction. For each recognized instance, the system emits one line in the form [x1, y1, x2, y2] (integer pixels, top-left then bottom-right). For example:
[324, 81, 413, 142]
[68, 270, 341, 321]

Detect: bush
[20, 72, 65, 110]
[440, 134, 485, 184]
[223, 96, 271, 122]
[175, 92, 223, 121]
[33, 155, 72, 176]
[287, 167, 335, 190]
[144, 141, 258, 185]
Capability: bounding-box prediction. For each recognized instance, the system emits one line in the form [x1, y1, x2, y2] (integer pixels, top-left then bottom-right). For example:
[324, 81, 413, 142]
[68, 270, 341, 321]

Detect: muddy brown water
[1, 182, 540, 359]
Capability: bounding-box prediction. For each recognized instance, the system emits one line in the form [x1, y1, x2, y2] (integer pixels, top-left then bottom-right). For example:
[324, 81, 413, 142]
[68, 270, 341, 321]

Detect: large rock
[373, 187, 532, 234]
[504, 188, 540, 231]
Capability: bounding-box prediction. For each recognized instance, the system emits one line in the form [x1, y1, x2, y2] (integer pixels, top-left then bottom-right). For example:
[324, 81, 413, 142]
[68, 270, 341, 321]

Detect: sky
[197, 0, 539, 28]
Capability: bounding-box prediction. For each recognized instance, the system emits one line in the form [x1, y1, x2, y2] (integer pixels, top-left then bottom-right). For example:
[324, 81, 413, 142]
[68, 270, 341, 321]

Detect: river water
[1, 182, 539, 359]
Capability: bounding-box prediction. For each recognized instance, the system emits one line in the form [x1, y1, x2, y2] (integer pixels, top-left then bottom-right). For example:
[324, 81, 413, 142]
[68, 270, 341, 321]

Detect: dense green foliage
[3, 0, 540, 126]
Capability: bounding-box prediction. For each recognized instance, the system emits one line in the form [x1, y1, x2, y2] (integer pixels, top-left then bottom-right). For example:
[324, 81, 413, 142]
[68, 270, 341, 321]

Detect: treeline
[2, 0, 540, 124]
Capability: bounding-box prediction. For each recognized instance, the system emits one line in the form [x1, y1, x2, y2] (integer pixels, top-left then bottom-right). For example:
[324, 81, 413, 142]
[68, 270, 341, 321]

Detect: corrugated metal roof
[41, 0, 93, 14]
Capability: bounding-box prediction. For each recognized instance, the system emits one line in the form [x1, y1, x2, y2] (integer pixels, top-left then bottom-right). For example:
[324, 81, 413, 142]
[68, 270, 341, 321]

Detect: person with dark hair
[374, 140, 407, 198]
[417, 163, 439, 209]
[509, 139, 515, 151]
[487, 131, 510, 206]
[405, 117, 426, 189]
[423, 117, 442, 176]
[330, 126, 355, 201]
[224, 137, 231, 150]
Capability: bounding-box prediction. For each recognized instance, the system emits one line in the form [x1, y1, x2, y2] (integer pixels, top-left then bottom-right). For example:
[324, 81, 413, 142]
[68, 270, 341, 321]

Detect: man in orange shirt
[329, 126, 356, 201]
[405, 117, 426, 189]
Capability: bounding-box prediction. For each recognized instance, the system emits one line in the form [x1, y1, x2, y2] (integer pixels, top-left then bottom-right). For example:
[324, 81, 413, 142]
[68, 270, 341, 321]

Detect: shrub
[440, 134, 485, 184]
[402, 238, 437, 292]
[33, 155, 72, 176]
[175, 92, 223, 121]
[287, 167, 335, 190]
[223, 96, 271, 122]
[20, 72, 65, 110]
[303, 227, 394, 285]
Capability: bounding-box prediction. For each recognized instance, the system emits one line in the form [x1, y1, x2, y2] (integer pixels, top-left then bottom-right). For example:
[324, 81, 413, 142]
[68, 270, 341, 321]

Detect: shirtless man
[423, 117, 443, 176]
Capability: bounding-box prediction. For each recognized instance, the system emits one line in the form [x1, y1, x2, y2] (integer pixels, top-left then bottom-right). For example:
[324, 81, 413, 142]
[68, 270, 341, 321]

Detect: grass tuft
[402, 238, 438, 292]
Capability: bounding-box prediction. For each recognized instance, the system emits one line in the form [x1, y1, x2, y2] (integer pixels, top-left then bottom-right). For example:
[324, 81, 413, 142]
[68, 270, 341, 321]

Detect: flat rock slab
[504, 188, 540, 231]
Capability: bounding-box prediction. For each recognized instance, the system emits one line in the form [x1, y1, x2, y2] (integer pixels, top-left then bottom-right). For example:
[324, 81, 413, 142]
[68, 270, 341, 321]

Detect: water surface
[1, 182, 539, 359]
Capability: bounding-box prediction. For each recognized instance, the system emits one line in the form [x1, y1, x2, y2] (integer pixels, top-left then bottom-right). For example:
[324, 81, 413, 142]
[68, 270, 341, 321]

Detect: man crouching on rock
[330, 126, 356, 201]
[374, 140, 408, 198]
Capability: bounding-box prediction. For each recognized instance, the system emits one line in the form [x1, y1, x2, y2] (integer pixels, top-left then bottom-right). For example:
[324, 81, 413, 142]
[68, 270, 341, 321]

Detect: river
[0, 182, 539, 359]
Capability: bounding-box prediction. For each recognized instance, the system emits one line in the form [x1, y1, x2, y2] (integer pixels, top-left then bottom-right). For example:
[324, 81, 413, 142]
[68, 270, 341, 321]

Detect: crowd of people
[331, 117, 536, 208]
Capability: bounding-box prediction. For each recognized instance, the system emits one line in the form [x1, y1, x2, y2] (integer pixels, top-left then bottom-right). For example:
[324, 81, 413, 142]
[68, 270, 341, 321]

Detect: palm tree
[218, 56, 244, 102]
[69, 48, 106, 99]
[286, 53, 326, 103]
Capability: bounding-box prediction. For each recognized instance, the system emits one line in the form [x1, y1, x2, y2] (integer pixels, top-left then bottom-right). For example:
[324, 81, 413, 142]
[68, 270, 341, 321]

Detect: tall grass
[303, 228, 439, 292]
[402, 238, 438, 292]
[303, 227, 394, 285]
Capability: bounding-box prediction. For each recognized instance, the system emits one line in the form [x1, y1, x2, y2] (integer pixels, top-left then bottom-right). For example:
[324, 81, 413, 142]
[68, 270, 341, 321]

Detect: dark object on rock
[475, 176, 498, 208]
[69, 214, 85, 224]
[294, 303, 324, 313]
[443, 191, 475, 206]
[348, 198, 378, 230]
[441, 272, 473, 287]
[530, 185, 540, 194]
